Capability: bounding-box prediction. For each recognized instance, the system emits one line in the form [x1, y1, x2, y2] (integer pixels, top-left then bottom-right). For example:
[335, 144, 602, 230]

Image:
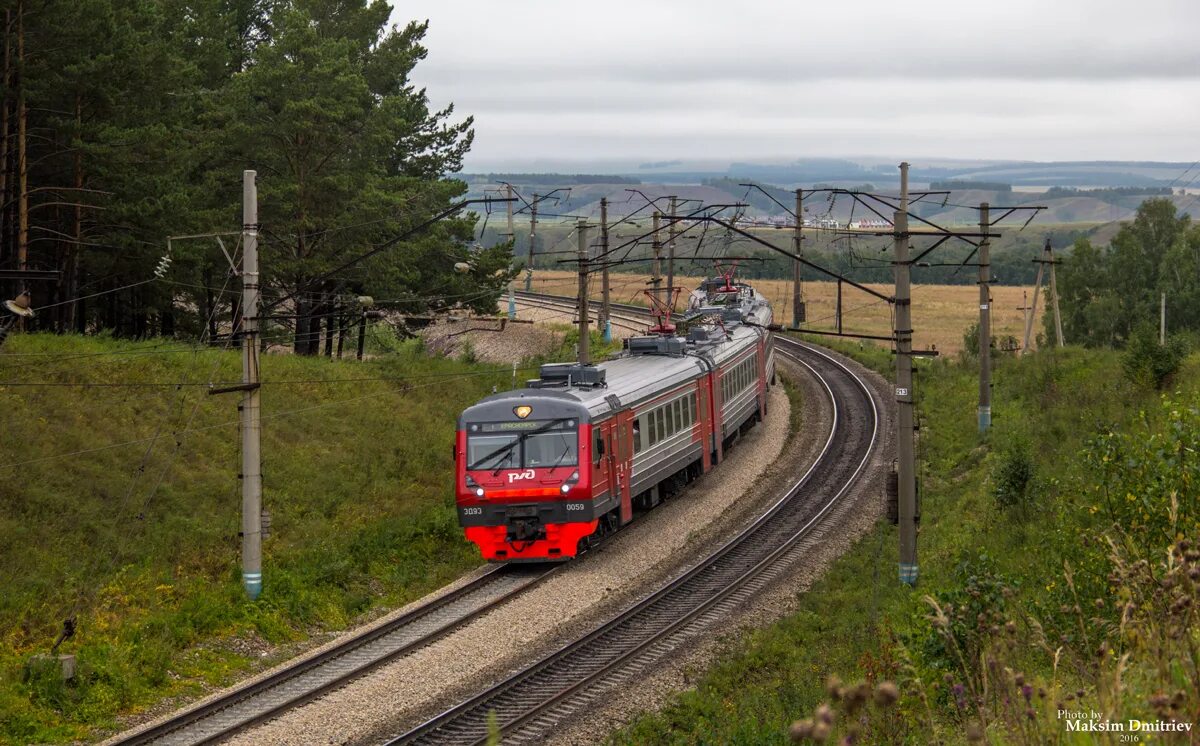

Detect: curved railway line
[112, 291, 882, 746]
[388, 310, 882, 745]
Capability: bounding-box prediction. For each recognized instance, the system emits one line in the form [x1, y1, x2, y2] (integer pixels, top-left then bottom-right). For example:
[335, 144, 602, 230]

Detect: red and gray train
[453, 279, 776, 562]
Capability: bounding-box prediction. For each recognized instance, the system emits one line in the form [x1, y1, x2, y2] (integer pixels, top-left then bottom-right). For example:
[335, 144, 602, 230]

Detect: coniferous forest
[0, 0, 513, 350]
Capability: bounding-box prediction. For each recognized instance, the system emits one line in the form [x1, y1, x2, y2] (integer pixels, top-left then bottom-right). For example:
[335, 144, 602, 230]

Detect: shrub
[991, 439, 1035, 511]
[1121, 326, 1186, 389]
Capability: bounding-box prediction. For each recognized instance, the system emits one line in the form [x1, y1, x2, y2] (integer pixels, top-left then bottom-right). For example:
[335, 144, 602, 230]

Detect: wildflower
[952, 683, 966, 709]
[874, 681, 900, 707]
[826, 675, 843, 700]
[789, 719, 814, 742]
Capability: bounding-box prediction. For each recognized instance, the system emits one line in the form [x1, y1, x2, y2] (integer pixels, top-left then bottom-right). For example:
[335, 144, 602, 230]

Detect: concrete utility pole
[893, 162, 918, 587]
[791, 189, 805, 328]
[1161, 292, 1167, 345]
[978, 203, 992, 433]
[525, 193, 539, 293]
[576, 218, 591, 365]
[651, 211, 663, 307]
[240, 170, 264, 601]
[666, 196, 678, 313]
[505, 183, 516, 320]
[600, 198, 612, 342]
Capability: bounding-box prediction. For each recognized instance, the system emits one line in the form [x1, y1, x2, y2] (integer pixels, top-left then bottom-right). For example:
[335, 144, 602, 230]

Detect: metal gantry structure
[599, 166, 1043, 586]
[495, 170, 1046, 587]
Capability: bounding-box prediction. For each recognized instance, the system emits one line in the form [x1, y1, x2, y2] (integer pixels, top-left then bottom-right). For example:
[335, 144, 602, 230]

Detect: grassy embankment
[613, 342, 1200, 744]
[531, 270, 1044, 355]
[0, 331, 538, 744]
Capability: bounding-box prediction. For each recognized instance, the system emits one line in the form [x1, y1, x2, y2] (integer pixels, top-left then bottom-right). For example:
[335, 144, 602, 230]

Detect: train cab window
[524, 429, 578, 467]
[467, 434, 519, 471]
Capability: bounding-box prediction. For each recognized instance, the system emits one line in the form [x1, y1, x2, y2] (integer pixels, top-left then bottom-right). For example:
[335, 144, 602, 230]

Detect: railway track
[108, 294, 663, 745]
[388, 331, 882, 746]
[114, 292, 878, 746]
[511, 291, 649, 335]
[112, 566, 553, 745]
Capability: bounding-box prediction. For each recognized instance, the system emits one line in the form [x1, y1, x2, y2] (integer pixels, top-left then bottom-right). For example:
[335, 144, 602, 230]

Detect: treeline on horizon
[0, 0, 511, 352]
[462, 173, 642, 186]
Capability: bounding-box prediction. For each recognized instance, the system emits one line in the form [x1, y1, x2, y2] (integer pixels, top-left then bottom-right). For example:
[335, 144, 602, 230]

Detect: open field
[530, 271, 1046, 354]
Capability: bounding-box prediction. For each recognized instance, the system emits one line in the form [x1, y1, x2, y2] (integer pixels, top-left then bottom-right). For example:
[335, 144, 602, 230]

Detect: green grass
[0, 332, 527, 744]
[611, 343, 1200, 745]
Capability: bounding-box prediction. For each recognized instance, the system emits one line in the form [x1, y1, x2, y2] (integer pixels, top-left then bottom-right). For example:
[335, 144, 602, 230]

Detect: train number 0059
[565, 503, 586, 511]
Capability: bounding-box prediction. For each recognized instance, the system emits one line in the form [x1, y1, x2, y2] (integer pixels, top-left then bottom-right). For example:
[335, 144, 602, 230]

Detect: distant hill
[463, 158, 1198, 191]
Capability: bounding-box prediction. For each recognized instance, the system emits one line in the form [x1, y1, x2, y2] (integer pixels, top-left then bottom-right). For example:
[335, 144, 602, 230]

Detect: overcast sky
[391, 1, 1199, 171]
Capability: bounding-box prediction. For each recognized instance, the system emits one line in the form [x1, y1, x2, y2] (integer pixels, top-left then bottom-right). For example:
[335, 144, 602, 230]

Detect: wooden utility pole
[0, 9, 11, 277]
[524, 193, 539, 292]
[575, 218, 591, 365]
[336, 301, 347, 359]
[1017, 291, 1031, 350]
[791, 189, 805, 328]
[1049, 246, 1064, 347]
[978, 203, 992, 433]
[600, 197, 611, 341]
[240, 170, 263, 601]
[894, 162, 918, 587]
[16, 0, 27, 278]
[1023, 238, 1064, 353]
[1160, 292, 1167, 345]
[1023, 247, 1045, 354]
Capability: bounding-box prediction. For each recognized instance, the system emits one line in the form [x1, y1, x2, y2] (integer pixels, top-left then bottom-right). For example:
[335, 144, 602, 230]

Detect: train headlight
[560, 484, 570, 494]
[570, 471, 579, 482]
[475, 487, 485, 497]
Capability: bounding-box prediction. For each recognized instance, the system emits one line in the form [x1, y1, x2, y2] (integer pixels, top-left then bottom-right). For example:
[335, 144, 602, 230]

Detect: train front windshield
[466, 419, 579, 470]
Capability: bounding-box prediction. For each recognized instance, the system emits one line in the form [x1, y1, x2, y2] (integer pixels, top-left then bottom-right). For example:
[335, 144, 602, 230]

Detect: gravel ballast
[226, 383, 794, 746]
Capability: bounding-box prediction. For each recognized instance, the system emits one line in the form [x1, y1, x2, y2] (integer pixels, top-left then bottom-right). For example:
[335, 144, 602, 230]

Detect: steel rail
[111, 565, 554, 745]
[511, 294, 648, 335]
[390, 332, 881, 745]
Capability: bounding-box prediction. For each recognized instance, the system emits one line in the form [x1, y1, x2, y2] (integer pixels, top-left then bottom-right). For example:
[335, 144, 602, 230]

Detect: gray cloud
[393, 0, 1199, 166]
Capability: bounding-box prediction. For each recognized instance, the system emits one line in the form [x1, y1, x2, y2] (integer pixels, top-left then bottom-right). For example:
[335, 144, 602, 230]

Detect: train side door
[613, 409, 634, 524]
[591, 423, 610, 500]
[709, 370, 724, 464]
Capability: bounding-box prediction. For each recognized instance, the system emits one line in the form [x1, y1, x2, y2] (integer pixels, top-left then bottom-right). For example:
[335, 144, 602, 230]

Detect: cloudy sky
[392, 1, 1199, 171]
